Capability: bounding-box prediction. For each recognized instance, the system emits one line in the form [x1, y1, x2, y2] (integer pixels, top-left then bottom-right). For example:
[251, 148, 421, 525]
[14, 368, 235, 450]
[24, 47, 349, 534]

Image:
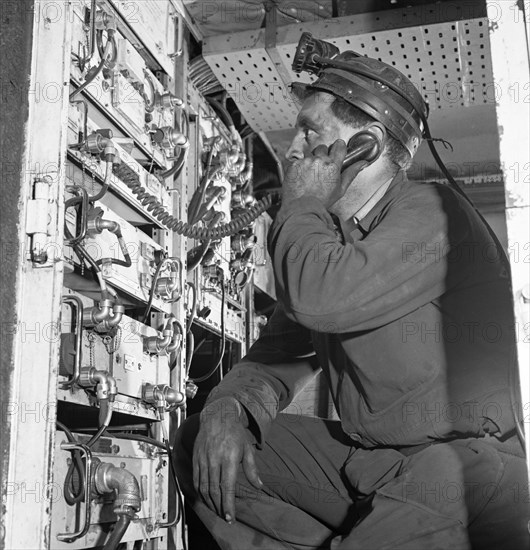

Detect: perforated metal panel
[204, 37, 300, 132]
[203, 12, 494, 133]
[279, 18, 494, 110]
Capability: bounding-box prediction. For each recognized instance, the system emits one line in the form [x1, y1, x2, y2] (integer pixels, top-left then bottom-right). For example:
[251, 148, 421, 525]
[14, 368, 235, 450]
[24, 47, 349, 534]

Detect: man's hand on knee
[193, 396, 263, 523]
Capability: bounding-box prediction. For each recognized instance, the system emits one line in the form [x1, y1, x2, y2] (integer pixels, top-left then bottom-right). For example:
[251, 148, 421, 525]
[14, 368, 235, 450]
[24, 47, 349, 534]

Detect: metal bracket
[64, 186, 90, 246]
[264, 1, 294, 87]
[60, 295, 84, 389]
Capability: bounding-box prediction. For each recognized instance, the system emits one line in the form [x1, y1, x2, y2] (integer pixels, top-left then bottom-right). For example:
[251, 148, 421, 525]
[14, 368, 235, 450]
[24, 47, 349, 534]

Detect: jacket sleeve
[268, 185, 474, 333]
[204, 304, 319, 446]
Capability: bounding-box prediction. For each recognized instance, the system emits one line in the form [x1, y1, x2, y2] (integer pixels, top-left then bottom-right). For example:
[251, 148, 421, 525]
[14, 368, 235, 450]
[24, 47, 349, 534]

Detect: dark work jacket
[206, 173, 518, 448]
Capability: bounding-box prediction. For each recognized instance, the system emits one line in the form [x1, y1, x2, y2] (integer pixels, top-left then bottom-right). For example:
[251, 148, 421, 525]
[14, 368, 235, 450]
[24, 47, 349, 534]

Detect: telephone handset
[342, 123, 387, 172]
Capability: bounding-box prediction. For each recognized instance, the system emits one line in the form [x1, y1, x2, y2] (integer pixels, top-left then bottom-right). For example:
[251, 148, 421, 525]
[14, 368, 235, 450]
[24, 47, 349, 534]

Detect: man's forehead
[296, 92, 335, 127]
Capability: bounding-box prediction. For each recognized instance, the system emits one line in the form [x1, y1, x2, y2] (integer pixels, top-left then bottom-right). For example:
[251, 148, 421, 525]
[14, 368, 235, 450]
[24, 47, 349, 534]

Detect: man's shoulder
[398, 179, 462, 202]
[370, 178, 475, 236]
[390, 179, 473, 219]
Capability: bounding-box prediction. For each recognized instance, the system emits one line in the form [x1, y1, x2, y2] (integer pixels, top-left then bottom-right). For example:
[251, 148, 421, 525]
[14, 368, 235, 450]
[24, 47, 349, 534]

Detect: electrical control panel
[9, 1, 278, 548]
[51, 433, 170, 549]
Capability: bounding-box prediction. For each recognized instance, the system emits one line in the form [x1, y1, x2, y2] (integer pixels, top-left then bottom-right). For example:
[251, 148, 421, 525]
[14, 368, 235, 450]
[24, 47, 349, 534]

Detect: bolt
[138, 364, 142, 370]
[111, 445, 120, 454]
[115, 354, 121, 363]
[120, 462, 126, 469]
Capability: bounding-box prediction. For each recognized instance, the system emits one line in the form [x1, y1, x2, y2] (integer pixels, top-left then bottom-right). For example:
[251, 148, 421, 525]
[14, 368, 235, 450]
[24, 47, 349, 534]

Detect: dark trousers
[174, 413, 529, 550]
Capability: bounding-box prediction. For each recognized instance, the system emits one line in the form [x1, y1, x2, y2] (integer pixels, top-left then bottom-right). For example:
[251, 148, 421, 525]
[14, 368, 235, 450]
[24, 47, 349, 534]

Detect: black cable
[186, 241, 211, 273]
[191, 275, 226, 384]
[64, 223, 103, 277]
[182, 108, 190, 138]
[64, 159, 113, 207]
[186, 211, 223, 273]
[160, 146, 188, 181]
[95, 233, 132, 268]
[163, 439, 182, 525]
[84, 166, 111, 203]
[103, 514, 131, 550]
[57, 421, 86, 505]
[96, 29, 117, 69]
[86, 399, 111, 448]
[70, 33, 115, 102]
[165, 424, 190, 550]
[188, 142, 218, 224]
[206, 97, 234, 130]
[185, 330, 194, 377]
[186, 282, 197, 334]
[142, 258, 173, 324]
[77, 427, 170, 451]
[107, 432, 168, 450]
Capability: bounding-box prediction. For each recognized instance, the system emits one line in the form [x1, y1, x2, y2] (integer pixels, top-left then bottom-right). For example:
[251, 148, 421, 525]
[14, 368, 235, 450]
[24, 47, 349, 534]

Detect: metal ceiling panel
[202, 4, 494, 133]
[202, 39, 300, 132]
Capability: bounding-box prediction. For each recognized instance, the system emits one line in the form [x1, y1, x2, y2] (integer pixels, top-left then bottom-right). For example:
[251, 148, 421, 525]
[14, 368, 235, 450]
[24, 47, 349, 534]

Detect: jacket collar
[347, 170, 408, 241]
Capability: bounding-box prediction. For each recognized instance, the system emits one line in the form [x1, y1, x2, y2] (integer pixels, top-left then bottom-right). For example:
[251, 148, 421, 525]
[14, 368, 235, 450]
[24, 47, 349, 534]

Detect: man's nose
[285, 135, 304, 162]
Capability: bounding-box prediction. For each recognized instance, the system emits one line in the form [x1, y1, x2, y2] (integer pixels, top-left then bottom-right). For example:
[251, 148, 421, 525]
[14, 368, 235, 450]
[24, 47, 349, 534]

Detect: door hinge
[26, 175, 53, 264]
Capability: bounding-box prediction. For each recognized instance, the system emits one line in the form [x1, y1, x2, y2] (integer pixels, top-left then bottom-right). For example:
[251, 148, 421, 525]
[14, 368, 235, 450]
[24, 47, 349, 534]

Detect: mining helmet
[290, 32, 429, 157]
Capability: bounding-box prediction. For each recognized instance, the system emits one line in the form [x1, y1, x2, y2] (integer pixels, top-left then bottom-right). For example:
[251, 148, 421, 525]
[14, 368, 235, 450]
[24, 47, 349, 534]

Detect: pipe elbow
[144, 327, 172, 355]
[85, 368, 117, 401]
[84, 298, 113, 325]
[166, 321, 183, 353]
[106, 303, 124, 328]
[98, 219, 120, 235]
[93, 462, 141, 515]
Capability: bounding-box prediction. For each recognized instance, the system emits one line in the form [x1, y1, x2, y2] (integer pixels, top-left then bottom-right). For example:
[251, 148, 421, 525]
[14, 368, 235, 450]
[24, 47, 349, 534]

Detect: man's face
[285, 91, 356, 162]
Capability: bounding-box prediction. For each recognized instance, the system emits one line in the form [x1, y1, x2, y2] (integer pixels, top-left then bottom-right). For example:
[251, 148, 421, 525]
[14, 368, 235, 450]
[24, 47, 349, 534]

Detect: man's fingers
[311, 144, 329, 158]
[329, 139, 347, 165]
[193, 443, 209, 499]
[197, 453, 215, 511]
[207, 462, 222, 516]
[221, 459, 238, 523]
[242, 443, 263, 491]
[192, 446, 201, 494]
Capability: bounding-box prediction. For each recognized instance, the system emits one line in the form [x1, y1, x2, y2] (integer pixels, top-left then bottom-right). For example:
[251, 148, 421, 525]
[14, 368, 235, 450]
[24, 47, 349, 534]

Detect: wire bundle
[189, 55, 223, 95]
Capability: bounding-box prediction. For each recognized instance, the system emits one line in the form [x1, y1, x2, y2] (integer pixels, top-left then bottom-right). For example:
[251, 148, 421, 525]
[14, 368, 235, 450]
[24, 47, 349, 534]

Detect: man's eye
[304, 129, 315, 143]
